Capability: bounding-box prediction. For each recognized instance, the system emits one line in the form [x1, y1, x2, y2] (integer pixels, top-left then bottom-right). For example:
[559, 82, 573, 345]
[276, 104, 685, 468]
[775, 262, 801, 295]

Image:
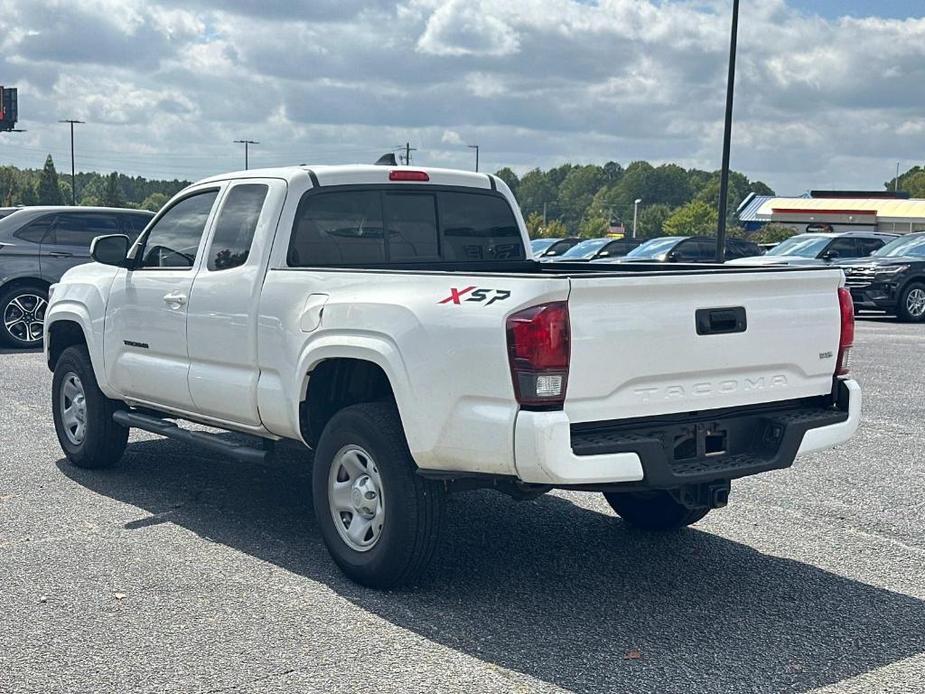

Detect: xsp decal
[439, 287, 511, 306]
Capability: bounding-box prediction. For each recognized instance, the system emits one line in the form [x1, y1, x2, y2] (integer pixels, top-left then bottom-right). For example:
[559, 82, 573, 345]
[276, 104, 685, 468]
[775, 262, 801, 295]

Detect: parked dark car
[530, 236, 581, 259]
[606, 236, 761, 263]
[840, 232, 925, 322]
[545, 237, 640, 262]
[0, 206, 154, 347]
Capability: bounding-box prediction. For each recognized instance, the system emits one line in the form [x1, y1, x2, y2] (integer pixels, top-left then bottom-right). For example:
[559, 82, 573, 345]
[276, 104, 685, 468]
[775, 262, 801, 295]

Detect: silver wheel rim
[907, 288, 925, 318]
[3, 293, 46, 344]
[328, 445, 385, 552]
[60, 371, 88, 445]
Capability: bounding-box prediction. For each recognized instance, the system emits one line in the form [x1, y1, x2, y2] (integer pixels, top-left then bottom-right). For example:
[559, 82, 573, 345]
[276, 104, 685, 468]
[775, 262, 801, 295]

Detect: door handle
[163, 292, 187, 306]
[48, 251, 73, 258]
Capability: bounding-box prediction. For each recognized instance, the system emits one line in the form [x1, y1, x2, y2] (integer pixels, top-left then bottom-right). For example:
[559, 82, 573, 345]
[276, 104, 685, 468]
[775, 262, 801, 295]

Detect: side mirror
[666, 250, 679, 262]
[90, 234, 131, 267]
[820, 249, 839, 261]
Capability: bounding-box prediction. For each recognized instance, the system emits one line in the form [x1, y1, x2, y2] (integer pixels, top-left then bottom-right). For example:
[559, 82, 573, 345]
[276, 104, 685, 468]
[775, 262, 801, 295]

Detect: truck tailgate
[565, 269, 844, 423]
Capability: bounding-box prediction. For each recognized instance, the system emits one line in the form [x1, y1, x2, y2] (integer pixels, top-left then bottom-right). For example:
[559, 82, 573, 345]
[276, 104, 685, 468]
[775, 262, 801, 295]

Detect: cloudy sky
[1, 0, 923, 193]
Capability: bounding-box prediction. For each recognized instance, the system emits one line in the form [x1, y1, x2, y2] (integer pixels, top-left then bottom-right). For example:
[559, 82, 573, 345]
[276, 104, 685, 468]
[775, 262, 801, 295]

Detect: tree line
[0, 155, 189, 212]
[493, 161, 776, 240]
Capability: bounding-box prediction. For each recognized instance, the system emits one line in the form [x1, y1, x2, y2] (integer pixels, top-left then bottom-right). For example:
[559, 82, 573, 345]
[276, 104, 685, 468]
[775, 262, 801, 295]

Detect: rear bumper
[513, 379, 860, 487]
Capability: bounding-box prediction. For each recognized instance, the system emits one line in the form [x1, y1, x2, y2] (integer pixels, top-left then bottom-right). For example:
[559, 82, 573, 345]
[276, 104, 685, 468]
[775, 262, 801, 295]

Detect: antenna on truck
[374, 152, 398, 166]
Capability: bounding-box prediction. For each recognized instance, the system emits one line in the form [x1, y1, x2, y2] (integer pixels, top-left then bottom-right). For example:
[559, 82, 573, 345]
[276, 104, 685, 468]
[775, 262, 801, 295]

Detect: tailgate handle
[696, 307, 747, 335]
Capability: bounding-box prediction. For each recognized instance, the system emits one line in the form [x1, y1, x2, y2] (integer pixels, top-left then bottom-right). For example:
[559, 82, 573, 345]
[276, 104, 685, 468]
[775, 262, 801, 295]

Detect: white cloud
[0, 0, 924, 193]
[416, 0, 520, 57]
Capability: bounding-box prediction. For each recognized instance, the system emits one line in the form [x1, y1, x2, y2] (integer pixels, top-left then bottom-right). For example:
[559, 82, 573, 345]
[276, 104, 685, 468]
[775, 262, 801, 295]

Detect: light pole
[715, 0, 739, 263]
[234, 139, 259, 170]
[467, 144, 480, 172]
[896, 161, 900, 192]
[633, 198, 642, 239]
[58, 119, 85, 205]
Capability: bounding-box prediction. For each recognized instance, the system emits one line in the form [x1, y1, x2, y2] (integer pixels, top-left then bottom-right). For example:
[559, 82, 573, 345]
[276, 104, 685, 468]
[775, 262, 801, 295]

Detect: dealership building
[738, 191, 925, 235]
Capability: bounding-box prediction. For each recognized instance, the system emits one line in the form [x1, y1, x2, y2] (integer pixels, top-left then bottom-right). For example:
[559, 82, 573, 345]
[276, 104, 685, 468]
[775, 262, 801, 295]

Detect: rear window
[13, 215, 55, 244]
[288, 187, 524, 266]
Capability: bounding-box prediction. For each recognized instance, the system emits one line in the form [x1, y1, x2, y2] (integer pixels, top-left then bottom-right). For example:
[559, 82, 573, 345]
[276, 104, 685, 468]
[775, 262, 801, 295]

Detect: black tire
[312, 402, 445, 588]
[52, 345, 128, 469]
[0, 283, 48, 348]
[897, 282, 925, 323]
[604, 490, 710, 530]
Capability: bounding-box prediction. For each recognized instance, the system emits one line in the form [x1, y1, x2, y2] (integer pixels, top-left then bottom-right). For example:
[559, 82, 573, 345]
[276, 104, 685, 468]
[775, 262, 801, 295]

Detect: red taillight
[506, 302, 570, 408]
[389, 170, 429, 182]
[836, 287, 854, 376]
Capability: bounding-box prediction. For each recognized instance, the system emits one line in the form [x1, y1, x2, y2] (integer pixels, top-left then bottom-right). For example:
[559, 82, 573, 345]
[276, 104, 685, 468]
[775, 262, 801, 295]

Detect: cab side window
[49, 213, 121, 248]
[857, 238, 885, 256]
[826, 238, 860, 258]
[138, 190, 219, 269]
[13, 215, 55, 244]
[675, 239, 712, 262]
[207, 184, 269, 271]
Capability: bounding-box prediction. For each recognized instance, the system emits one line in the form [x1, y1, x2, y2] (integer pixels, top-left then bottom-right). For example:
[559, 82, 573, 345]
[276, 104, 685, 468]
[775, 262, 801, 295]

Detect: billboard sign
[0, 87, 18, 131]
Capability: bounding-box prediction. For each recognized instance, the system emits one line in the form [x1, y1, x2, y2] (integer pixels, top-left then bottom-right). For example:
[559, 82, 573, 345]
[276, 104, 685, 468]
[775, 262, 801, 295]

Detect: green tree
[20, 182, 38, 206]
[558, 165, 606, 228]
[494, 167, 519, 197]
[37, 155, 65, 205]
[517, 168, 557, 218]
[602, 161, 624, 184]
[636, 203, 672, 238]
[578, 215, 609, 238]
[141, 192, 169, 212]
[526, 212, 569, 239]
[753, 223, 799, 244]
[663, 200, 719, 236]
[102, 171, 125, 207]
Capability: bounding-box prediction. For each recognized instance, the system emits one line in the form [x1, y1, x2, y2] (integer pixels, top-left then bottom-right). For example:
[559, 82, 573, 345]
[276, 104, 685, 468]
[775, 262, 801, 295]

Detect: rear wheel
[0, 283, 47, 348]
[897, 282, 925, 322]
[52, 345, 128, 469]
[312, 402, 445, 588]
[604, 490, 710, 530]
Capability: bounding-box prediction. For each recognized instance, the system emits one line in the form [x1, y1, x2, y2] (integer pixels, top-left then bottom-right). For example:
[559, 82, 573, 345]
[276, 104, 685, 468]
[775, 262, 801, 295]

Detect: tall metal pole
[59, 119, 85, 205]
[468, 144, 480, 172]
[896, 161, 900, 192]
[715, 0, 739, 263]
[633, 199, 642, 239]
[234, 139, 259, 170]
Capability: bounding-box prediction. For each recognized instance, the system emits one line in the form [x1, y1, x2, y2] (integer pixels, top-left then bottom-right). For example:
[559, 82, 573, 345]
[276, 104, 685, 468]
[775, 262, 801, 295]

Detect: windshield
[560, 238, 609, 259]
[530, 238, 557, 254]
[874, 234, 925, 258]
[625, 237, 684, 259]
[767, 235, 830, 257]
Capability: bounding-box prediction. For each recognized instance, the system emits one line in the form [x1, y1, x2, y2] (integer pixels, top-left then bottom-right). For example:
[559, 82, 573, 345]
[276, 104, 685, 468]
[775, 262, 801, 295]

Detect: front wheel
[52, 345, 128, 469]
[312, 402, 445, 588]
[897, 282, 925, 322]
[604, 490, 710, 530]
[0, 283, 48, 348]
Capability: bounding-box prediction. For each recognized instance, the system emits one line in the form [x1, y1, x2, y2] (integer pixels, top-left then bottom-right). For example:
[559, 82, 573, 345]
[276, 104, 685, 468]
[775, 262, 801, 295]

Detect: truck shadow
[57, 437, 925, 693]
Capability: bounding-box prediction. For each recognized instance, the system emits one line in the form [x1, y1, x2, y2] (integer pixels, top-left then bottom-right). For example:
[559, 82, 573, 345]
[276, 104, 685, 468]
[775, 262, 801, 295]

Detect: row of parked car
[532, 230, 925, 321]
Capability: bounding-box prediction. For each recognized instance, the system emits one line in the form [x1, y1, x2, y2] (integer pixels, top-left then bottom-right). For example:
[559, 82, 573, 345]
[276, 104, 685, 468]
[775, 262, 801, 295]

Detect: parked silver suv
[0, 206, 153, 348]
[727, 231, 898, 267]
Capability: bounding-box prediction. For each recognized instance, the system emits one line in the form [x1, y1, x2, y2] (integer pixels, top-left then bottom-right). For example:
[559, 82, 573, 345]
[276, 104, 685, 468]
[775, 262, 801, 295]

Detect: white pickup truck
[45, 165, 861, 587]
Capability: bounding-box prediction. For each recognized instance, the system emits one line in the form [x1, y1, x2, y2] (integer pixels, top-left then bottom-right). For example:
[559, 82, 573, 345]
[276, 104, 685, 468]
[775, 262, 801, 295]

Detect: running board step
[113, 410, 268, 464]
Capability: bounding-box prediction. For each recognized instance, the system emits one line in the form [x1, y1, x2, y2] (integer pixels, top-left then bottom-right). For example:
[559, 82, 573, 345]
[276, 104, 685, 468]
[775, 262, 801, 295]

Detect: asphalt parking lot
[1, 317, 923, 694]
